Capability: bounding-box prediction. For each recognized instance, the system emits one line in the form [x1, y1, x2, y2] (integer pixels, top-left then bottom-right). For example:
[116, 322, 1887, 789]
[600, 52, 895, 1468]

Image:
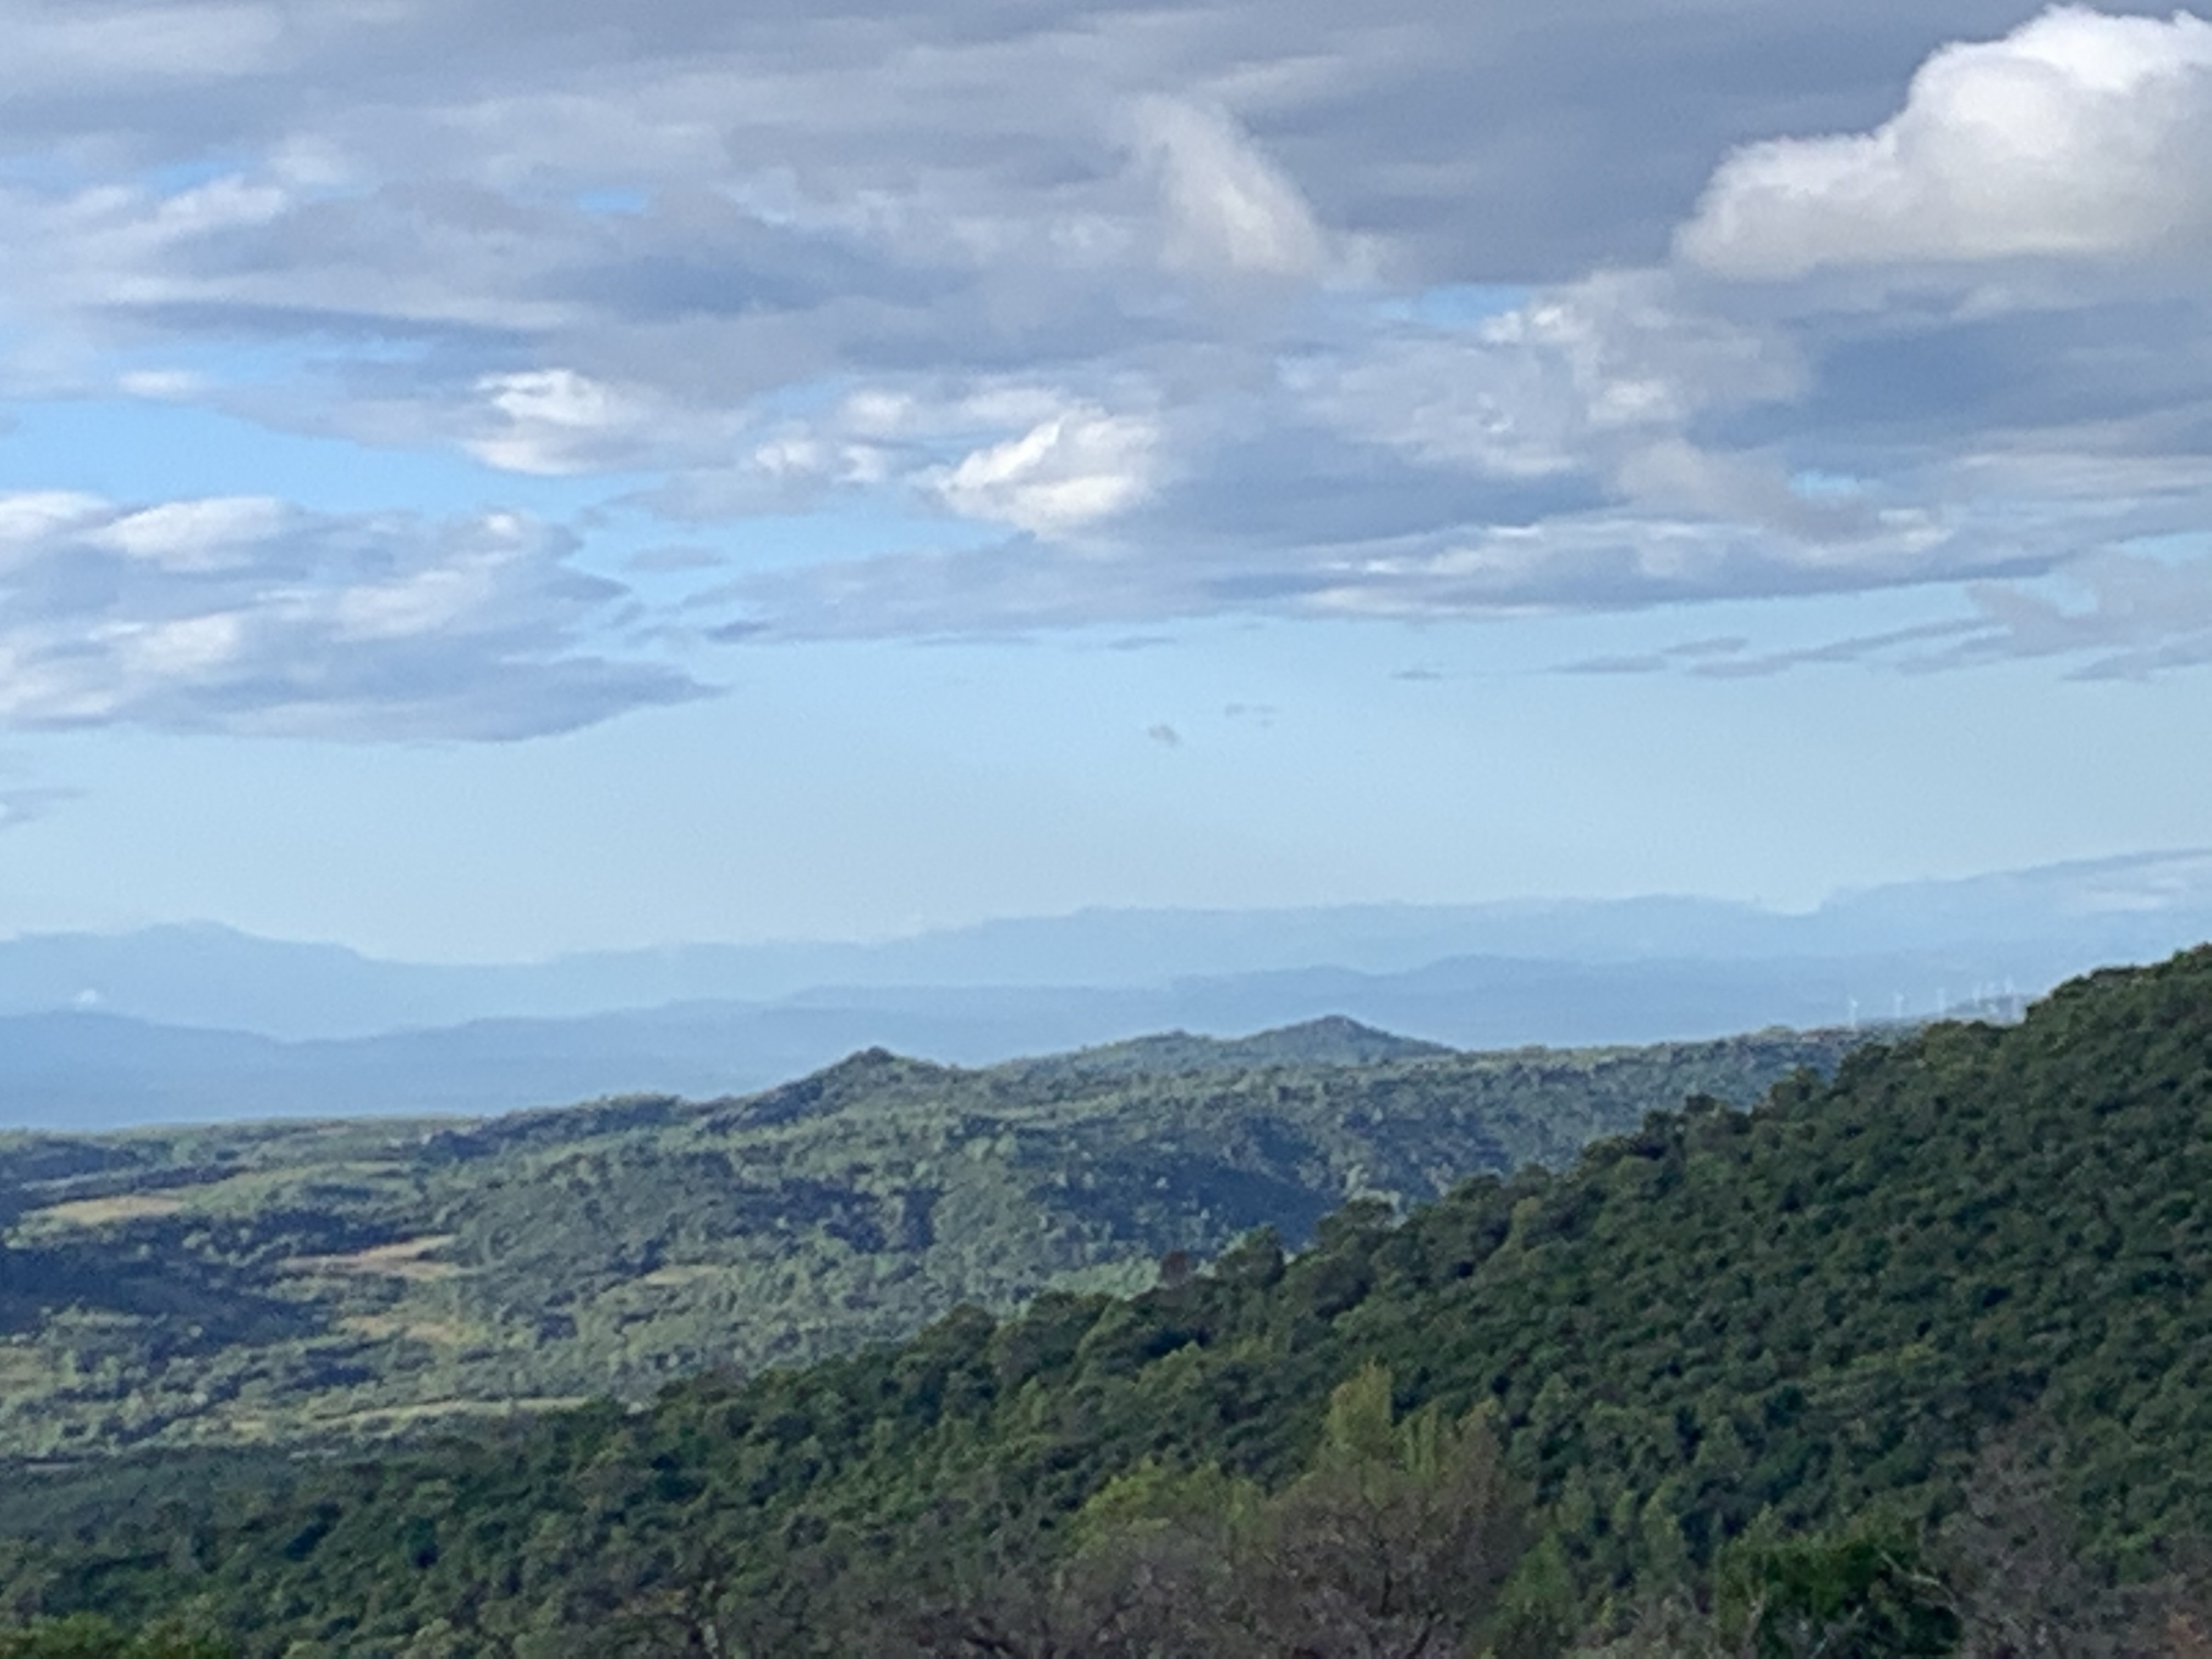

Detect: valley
[1, 952, 2208, 1653]
[0, 1020, 1854, 1459]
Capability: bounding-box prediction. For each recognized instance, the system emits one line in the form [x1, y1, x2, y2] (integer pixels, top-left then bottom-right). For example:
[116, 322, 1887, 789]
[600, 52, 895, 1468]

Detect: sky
[2, 0, 2211, 961]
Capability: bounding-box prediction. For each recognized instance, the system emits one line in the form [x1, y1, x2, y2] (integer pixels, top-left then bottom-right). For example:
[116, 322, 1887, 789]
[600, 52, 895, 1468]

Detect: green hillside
[1001, 1015, 1454, 1079]
[3, 953, 2208, 1655]
[0, 1023, 1849, 1459]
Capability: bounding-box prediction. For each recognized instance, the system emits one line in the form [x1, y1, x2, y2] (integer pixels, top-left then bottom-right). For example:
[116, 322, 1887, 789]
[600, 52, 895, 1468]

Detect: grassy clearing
[285, 1234, 460, 1282]
[337, 1313, 482, 1347]
[19, 1193, 193, 1228]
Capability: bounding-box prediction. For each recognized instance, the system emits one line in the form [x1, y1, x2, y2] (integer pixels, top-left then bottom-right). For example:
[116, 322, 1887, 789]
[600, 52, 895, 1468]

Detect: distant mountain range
[2, 850, 2207, 1128]
[0, 945, 2083, 1131]
[6, 848, 2210, 1041]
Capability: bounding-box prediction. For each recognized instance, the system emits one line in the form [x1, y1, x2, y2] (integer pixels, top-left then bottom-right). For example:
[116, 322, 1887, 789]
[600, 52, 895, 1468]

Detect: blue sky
[1, 0, 2210, 961]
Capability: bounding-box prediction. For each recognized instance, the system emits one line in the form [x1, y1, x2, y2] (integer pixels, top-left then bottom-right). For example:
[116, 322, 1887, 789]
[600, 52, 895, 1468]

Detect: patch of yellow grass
[184, 1161, 415, 1214]
[338, 1314, 480, 1346]
[319, 1397, 591, 1430]
[22, 1192, 189, 1227]
[0, 1345, 55, 1391]
[286, 1234, 460, 1281]
[639, 1263, 724, 1288]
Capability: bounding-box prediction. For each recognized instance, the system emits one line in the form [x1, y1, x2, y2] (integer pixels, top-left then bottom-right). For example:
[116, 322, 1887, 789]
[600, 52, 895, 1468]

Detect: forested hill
[7, 951, 2211, 1656]
[997, 1014, 1453, 1079]
[0, 1022, 1850, 1459]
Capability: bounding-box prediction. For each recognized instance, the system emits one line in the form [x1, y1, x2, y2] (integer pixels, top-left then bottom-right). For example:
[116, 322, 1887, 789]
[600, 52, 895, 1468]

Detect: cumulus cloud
[934, 404, 1161, 535]
[2, 0, 2210, 670]
[0, 492, 703, 738]
[1681, 7, 2212, 276]
[635, 381, 1171, 534]
[465, 370, 662, 476]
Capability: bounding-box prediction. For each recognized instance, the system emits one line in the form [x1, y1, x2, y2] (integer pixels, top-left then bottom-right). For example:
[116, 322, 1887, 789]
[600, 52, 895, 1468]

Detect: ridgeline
[5, 952, 2212, 1653]
[0, 1021, 1852, 1459]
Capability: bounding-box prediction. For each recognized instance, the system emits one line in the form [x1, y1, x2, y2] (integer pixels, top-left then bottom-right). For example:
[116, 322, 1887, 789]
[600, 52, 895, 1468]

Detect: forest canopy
[7, 951, 2212, 1652]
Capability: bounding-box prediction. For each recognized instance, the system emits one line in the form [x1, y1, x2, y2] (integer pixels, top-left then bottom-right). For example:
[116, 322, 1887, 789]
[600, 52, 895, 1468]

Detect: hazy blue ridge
[0, 951, 2024, 1130]
[2, 850, 2208, 1041]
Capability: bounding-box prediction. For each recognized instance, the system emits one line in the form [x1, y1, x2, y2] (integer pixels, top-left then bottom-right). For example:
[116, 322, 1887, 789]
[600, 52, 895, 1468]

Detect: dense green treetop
[3, 952, 2209, 1652]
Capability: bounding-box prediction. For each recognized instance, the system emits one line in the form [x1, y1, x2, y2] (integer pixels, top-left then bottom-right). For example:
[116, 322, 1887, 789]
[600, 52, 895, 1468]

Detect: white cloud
[0, 493, 108, 558]
[116, 368, 207, 399]
[935, 404, 1161, 535]
[703, 430, 2207, 640]
[95, 495, 294, 569]
[466, 369, 657, 476]
[0, 492, 703, 737]
[1680, 7, 2212, 277]
[1131, 97, 1334, 279]
[1287, 272, 1805, 483]
[1, 0, 2210, 665]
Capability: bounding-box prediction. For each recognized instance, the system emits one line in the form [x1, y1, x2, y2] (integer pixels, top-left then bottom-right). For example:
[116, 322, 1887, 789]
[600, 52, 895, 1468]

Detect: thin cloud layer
[1560, 546, 2212, 680]
[1, 0, 2209, 688]
[0, 493, 703, 738]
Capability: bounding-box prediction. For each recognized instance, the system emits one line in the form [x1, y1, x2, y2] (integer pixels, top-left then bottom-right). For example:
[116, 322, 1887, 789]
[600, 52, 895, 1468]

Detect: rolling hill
[2, 951, 2204, 1654]
[0, 1019, 1856, 1460]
